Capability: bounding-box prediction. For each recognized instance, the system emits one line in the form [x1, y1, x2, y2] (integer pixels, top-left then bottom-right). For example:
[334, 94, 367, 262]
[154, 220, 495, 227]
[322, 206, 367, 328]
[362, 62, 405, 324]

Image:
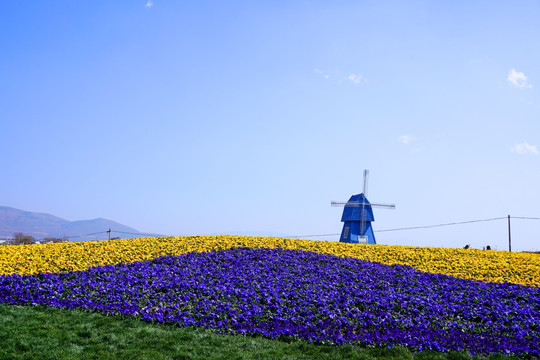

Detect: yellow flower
[0, 236, 538, 287]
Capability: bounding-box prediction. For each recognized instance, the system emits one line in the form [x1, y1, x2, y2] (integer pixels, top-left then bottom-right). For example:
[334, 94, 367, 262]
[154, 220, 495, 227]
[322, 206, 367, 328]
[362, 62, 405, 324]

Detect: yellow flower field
[0, 235, 538, 287]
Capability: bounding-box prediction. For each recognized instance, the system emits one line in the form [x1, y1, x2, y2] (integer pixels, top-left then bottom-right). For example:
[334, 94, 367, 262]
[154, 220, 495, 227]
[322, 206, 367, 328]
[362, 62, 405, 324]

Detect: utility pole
[107, 228, 111, 241]
[507, 215, 512, 252]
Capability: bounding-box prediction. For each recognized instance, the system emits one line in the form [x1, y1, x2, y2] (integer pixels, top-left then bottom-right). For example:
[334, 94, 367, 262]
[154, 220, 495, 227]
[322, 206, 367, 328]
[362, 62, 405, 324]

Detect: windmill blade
[331, 201, 353, 207]
[369, 203, 396, 209]
[363, 170, 369, 197]
[331, 201, 395, 209]
[360, 203, 366, 237]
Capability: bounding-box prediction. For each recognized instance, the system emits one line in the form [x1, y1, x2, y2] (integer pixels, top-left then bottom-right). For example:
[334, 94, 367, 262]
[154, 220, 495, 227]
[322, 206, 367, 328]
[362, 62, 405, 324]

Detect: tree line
[1, 232, 67, 245]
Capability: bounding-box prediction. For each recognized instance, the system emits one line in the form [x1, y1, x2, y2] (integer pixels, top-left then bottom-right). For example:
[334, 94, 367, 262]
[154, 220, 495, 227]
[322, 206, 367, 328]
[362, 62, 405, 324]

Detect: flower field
[0, 235, 539, 287]
[1, 236, 539, 356]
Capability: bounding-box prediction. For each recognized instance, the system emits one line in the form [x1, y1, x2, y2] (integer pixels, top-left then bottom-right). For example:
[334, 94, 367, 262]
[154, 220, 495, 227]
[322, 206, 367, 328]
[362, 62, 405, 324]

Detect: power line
[65, 231, 108, 239]
[112, 230, 165, 237]
[2, 214, 539, 243]
[288, 216, 510, 238]
[375, 217, 507, 232]
[290, 233, 340, 239]
[511, 216, 540, 220]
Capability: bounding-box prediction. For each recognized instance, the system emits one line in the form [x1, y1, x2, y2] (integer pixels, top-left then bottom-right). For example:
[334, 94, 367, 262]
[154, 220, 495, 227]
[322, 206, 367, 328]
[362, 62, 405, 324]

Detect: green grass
[0, 304, 528, 360]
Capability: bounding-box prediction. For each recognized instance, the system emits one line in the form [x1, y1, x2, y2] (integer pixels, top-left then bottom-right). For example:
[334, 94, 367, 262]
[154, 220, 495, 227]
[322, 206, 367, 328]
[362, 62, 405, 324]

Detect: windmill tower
[331, 170, 395, 244]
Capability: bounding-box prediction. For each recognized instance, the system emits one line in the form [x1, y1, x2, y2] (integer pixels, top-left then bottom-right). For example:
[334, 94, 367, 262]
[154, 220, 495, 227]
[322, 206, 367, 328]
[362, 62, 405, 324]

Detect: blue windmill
[331, 170, 395, 244]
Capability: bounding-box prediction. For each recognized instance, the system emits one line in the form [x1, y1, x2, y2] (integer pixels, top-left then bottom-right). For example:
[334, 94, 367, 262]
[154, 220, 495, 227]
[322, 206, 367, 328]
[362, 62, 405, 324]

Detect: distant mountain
[0, 206, 148, 242]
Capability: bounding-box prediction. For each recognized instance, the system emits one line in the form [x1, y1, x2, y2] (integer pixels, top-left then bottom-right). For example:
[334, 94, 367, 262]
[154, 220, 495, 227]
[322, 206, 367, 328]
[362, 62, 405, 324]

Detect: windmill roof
[340, 193, 375, 222]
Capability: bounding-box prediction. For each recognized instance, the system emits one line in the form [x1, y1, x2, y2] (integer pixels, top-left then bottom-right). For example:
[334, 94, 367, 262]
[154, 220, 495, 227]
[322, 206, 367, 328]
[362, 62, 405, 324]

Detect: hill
[0, 206, 144, 242]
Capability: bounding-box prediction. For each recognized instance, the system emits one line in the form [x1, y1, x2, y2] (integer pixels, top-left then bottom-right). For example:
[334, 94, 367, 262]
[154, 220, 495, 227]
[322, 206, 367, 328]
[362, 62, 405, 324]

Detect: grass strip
[0, 304, 527, 360]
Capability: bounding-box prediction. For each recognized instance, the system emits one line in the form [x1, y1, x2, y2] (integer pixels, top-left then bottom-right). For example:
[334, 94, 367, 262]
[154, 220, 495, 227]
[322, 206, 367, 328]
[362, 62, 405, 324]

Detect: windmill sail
[331, 201, 396, 208]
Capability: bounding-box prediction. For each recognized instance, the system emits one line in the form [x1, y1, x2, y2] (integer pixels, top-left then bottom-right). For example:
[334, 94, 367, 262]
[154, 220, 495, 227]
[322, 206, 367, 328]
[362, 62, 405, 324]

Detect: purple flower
[0, 247, 538, 356]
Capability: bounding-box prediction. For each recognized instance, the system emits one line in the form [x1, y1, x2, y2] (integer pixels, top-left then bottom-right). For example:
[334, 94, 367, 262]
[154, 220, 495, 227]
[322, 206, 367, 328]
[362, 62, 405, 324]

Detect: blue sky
[1, 1, 539, 251]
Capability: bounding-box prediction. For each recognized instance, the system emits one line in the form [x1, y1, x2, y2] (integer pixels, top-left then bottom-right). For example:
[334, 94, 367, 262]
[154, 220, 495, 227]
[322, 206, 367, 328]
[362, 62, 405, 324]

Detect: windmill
[331, 170, 395, 244]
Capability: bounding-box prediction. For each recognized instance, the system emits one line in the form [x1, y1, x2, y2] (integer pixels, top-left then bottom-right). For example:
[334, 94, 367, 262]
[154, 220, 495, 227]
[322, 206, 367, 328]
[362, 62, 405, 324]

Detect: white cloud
[508, 69, 532, 89]
[511, 141, 538, 155]
[348, 73, 366, 84]
[398, 135, 415, 145]
[314, 68, 329, 79]
[145, 0, 154, 8]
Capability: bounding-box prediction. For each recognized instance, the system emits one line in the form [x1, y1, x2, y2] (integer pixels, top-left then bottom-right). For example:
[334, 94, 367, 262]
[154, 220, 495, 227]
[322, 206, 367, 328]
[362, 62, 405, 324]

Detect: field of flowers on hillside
[0, 236, 539, 356]
[0, 235, 539, 286]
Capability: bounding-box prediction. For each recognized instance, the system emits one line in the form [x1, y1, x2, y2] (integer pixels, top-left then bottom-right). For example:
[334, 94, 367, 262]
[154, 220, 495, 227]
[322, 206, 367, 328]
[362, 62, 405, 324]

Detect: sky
[1, 1, 539, 252]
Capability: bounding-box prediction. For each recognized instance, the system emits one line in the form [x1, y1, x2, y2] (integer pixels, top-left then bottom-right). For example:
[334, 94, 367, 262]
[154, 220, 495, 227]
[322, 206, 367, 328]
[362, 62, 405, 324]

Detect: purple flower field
[1, 247, 539, 356]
